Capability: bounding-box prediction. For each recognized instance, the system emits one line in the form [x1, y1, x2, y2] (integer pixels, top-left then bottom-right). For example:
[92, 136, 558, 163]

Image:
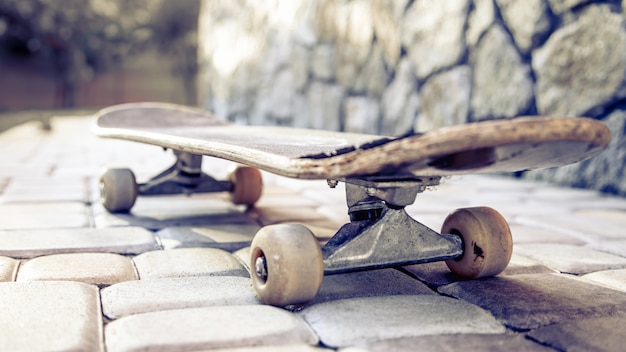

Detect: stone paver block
[133, 247, 249, 279]
[213, 345, 331, 352]
[0, 202, 89, 230]
[156, 224, 260, 251]
[514, 244, 626, 274]
[0, 281, 103, 351]
[591, 239, 626, 258]
[582, 269, 626, 292]
[1, 177, 88, 203]
[306, 269, 435, 307]
[403, 254, 555, 288]
[438, 273, 626, 330]
[527, 316, 626, 352]
[101, 276, 259, 319]
[508, 223, 585, 245]
[0, 227, 159, 258]
[299, 295, 505, 348]
[93, 195, 253, 230]
[517, 214, 626, 241]
[342, 333, 553, 352]
[105, 305, 318, 351]
[0, 256, 18, 281]
[17, 252, 137, 286]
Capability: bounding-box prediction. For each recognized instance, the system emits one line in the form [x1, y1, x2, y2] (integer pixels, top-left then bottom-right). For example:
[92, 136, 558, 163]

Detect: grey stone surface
[16, 252, 138, 286]
[547, 0, 590, 14]
[438, 273, 626, 330]
[0, 256, 18, 281]
[466, 0, 495, 47]
[343, 333, 553, 352]
[470, 25, 534, 120]
[302, 81, 343, 130]
[0, 202, 90, 230]
[523, 109, 626, 196]
[156, 224, 260, 251]
[515, 244, 626, 274]
[101, 276, 259, 319]
[401, 0, 470, 79]
[533, 5, 626, 117]
[0, 227, 158, 258]
[0, 281, 103, 351]
[303, 269, 435, 307]
[299, 295, 505, 348]
[380, 59, 419, 135]
[496, 0, 552, 53]
[343, 96, 381, 134]
[527, 316, 626, 351]
[132, 248, 249, 279]
[417, 66, 471, 131]
[582, 269, 626, 292]
[105, 305, 318, 352]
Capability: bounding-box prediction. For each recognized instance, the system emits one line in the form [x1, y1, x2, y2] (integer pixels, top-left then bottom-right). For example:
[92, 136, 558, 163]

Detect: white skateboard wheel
[99, 168, 138, 213]
[441, 207, 513, 278]
[228, 165, 263, 206]
[250, 224, 324, 306]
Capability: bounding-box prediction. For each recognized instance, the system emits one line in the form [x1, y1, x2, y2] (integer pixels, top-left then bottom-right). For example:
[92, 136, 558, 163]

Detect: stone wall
[197, 0, 626, 196]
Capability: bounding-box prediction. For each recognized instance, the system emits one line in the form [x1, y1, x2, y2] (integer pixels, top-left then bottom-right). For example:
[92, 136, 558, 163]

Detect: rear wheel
[99, 168, 138, 213]
[228, 165, 263, 206]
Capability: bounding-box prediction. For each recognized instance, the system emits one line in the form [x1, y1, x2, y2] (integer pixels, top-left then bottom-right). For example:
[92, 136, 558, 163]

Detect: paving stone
[0, 227, 159, 258]
[133, 247, 249, 279]
[251, 205, 329, 226]
[93, 195, 253, 230]
[403, 254, 556, 287]
[0, 281, 103, 351]
[526, 316, 626, 352]
[213, 345, 331, 352]
[342, 333, 553, 352]
[0, 256, 18, 281]
[105, 305, 318, 351]
[582, 269, 626, 292]
[17, 252, 137, 286]
[303, 269, 435, 307]
[0, 177, 88, 203]
[516, 214, 626, 242]
[508, 223, 585, 245]
[438, 273, 626, 330]
[156, 224, 260, 251]
[0, 202, 89, 230]
[514, 244, 626, 274]
[101, 276, 259, 319]
[299, 295, 505, 348]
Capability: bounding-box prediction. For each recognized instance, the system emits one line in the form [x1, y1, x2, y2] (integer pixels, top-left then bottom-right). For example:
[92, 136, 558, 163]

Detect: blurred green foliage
[0, 0, 200, 106]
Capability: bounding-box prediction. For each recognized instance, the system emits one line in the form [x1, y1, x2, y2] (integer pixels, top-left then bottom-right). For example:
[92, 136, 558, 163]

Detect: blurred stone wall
[197, 0, 626, 196]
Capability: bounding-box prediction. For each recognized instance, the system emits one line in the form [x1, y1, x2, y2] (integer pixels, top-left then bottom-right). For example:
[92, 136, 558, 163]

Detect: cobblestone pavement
[1, 115, 626, 351]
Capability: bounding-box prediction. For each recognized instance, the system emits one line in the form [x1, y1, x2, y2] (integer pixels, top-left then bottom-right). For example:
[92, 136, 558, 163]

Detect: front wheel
[250, 224, 324, 306]
[441, 207, 513, 279]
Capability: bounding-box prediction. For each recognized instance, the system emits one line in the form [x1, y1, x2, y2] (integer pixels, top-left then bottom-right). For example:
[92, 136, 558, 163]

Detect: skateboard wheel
[441, 207, 512, 279]
[228, 165, 263, 206]
[250, 224, 324, 306]
[99, 168, 138, 213]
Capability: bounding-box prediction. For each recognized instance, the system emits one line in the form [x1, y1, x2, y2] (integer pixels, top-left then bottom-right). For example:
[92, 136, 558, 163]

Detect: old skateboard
[94, 102, 611, 306]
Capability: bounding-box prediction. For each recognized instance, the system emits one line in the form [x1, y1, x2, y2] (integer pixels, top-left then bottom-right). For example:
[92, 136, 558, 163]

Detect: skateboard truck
[321, 176, 463, 274]
[250, 174, 513, 307]
[99, 151, 263, 213]
[138, 151, 232, 196]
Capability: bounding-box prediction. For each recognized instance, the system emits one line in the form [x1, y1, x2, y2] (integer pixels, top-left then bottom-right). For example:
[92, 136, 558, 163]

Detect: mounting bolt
[255, 256, 268, 281]
[327, 179, 339, 189]
[366, 187, 377, 197]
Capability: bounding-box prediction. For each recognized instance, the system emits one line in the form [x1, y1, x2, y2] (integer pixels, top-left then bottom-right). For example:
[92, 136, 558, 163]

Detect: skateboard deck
[94, 102, 611, 179]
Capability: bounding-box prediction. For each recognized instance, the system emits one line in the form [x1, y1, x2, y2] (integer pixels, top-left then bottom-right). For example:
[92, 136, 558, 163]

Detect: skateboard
[94, 102, 611, 306]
